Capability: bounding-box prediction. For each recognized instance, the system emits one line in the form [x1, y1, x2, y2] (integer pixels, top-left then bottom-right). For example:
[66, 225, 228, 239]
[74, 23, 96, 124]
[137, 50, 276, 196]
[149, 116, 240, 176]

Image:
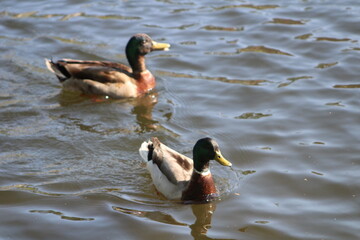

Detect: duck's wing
[45, 58, 133, 83]
[146, 137, 193, 185]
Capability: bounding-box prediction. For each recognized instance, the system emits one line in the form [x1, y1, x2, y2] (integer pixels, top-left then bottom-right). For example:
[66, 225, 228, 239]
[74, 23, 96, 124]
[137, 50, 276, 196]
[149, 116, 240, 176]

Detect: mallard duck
[139, 137, 232, 203]
[45, 33, 170, 98]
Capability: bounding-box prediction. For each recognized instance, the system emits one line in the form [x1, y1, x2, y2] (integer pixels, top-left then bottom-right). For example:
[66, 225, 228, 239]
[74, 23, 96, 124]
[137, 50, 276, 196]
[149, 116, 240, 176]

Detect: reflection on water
[190, 203, 236, 240]
[315, 62, 338, 69]
[202, 25, 244, 32]
[112, 205, 187, 226]
[30, 209, 95, 221]
[278, 75, 313, 88]
[333, 84, 360, 88]
[316, 37, 353, 42]
[157, 70, 270, 86]
[235, 112, 272, 119]
[57, 90, 160, 133]
[237, 46, 293, 56]
[113, 201, 234, 240]
[131, 93, 159, 132]
[212, 4, 279, 11]
[190, 203, 216, 239]
[295, 33, 313, 40]
[267, 18, 305, 25]
[0, 10, 141, 21]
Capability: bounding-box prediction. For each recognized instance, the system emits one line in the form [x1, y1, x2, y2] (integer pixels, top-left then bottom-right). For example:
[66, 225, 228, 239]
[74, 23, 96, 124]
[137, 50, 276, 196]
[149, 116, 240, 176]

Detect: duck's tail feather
[44, 58, 68, 82]
[139, 139, 153, 162]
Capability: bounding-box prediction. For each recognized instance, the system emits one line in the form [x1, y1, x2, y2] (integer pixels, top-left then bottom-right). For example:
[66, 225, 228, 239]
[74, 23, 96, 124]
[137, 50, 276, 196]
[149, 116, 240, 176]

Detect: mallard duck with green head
[139, 137, 232, 203]
[45, 33, 170, 98]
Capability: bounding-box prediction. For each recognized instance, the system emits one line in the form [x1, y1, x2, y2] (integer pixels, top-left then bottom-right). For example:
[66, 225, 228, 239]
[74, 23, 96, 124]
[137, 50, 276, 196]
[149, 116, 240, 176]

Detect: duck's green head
[193, 137, 232, 172]
[126, 33, 170, 57]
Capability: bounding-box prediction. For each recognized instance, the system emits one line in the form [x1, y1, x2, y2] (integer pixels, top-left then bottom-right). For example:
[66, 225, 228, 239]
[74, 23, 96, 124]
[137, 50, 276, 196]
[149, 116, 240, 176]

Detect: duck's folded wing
[47, 59, 133, 83]
[61, 59, 132, 73]
[150, 137, 193, 185]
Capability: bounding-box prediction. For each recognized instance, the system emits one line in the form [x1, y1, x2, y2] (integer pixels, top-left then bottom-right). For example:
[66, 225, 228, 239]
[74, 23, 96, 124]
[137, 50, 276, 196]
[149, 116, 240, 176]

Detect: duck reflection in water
[56, 91, 160, 132]
[131, 92, 159, 132]
[190, 203, 235, 240]
[113, 201, 233, 240]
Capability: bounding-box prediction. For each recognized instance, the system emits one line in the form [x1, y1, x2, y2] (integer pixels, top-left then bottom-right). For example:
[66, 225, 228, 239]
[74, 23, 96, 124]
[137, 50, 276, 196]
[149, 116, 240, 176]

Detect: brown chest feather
[136, 71, 156, 94]
[181, 173, 218, 203]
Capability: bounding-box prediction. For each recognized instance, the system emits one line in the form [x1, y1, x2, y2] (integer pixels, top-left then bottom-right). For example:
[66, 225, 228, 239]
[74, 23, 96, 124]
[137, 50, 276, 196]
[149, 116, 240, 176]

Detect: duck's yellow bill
[214, 150, 232, 167]
[152, 41, 171, 51]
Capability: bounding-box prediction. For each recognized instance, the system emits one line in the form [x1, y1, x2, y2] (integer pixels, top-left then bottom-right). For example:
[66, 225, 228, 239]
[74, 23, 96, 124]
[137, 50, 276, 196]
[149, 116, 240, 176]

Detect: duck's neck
[194, 161, 210, 173]
[128, 54, 147, 76]
[127, 54, 155, 94]
[181, 170, 218, 203]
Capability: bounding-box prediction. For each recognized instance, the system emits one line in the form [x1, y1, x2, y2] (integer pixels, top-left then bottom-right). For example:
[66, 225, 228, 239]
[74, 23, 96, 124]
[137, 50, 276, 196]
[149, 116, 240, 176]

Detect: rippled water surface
[1, 0, 359, 239]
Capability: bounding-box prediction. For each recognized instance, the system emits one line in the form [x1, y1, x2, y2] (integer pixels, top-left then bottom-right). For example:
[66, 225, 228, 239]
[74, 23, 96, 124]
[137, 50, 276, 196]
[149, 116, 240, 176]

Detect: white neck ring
[194, 168, 211, 176]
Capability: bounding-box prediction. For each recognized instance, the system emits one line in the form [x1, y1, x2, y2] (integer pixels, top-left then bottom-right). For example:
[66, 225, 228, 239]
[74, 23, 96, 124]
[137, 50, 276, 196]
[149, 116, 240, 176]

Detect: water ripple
[157, 70, 271, 86]
[112, 206, 187, 226]
[202, 25, 244, 32]
[333, 84, 360, 88]
[237, 46, 293, 56]
[267, 18, 306, 25]
[316, 37, 354, 42]
[29, 209, 95, 221]
[0, 10, 141, 21]
[213, 4, 279, 11]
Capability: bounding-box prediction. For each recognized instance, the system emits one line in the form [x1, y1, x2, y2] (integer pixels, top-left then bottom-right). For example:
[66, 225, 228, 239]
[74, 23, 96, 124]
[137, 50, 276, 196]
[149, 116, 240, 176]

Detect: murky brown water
[1, 0, 359, 239]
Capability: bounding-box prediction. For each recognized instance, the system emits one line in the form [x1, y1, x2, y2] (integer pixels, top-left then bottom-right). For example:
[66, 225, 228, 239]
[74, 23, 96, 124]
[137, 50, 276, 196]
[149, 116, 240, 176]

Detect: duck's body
[45, 34, 170, 98]
[139, 137, 232, 203]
